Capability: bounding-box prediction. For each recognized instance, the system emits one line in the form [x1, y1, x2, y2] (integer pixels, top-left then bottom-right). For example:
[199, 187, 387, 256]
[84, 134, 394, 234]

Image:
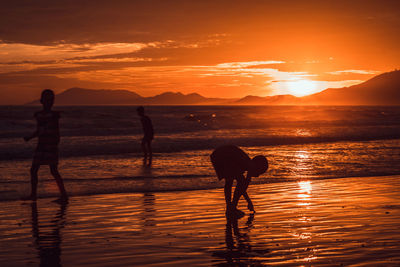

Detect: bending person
[210, 145, 268, 217]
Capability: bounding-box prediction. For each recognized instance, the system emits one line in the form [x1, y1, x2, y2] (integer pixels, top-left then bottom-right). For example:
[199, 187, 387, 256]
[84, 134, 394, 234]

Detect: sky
[1, 0, 400, 104]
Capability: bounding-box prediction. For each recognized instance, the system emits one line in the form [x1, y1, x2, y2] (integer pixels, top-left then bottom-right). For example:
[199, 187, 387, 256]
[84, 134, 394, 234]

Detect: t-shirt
[140, 115, 154, 139]
[210, 145, 251, 179]
[34, 110, 60, 145]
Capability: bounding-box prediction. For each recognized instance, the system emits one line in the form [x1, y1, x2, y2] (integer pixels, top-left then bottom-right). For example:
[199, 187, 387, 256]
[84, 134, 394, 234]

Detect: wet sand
[1, 175, 400, 266]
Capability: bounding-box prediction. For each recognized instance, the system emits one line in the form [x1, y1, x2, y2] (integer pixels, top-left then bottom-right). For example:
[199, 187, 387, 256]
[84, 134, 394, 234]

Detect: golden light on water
[295, 150, 311, 160]
[298, 181, 312, 195]
[292, 180, 315, 262]
[295, 129, 312, 137]
[297, 180, 312, 206]
[291, 150, 314, 179]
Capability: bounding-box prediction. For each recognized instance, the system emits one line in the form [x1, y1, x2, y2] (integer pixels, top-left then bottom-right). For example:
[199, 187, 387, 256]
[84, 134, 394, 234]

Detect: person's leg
[141, 138, 147, 164]
[49, 164, 68, 199]
[231, 174, 246, 209]
[147, 140, 152, 165]
[29, 164, 40, 200]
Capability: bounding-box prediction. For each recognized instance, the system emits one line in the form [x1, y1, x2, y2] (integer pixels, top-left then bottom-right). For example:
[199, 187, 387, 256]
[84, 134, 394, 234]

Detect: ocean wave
[1, 174, 398, 202]
[0, 174, 211, 183]
[1, 132, 399, 161]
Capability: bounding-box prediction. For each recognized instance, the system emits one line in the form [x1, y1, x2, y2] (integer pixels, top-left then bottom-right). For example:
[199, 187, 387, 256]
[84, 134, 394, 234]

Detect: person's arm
[24, 113, 39, 142]
[231, 174, 246, 208]
[24, 128, 38, 142]
[243, 192, 254, 212]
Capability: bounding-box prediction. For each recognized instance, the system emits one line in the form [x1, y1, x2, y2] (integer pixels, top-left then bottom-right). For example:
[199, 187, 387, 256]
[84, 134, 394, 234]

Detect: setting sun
[283, 79, 319, 97]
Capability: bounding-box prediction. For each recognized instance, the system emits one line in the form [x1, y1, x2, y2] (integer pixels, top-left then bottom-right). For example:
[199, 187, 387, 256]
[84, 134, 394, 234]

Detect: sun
[283, 79, 319, 97]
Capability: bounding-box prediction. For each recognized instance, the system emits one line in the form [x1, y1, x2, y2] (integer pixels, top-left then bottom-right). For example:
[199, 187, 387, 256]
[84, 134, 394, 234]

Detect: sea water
[1, 105, 400, 200]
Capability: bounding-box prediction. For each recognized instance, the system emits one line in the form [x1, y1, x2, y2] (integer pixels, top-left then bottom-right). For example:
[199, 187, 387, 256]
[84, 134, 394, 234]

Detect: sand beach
[1, 175, 399, 266]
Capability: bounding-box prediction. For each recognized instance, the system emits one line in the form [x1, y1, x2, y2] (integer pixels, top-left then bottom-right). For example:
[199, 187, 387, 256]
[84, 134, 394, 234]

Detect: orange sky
[0, 0, 399, 104]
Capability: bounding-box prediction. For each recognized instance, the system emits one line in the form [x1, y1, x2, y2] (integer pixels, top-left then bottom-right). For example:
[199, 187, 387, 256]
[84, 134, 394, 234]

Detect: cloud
[1, 1, 399, 104]
[0, 42, 151, 63]
[216, 61, 286, 68]
[48, 60, 320, 97]
[0, 35, 231, 75]
[328, 69, 379, 75]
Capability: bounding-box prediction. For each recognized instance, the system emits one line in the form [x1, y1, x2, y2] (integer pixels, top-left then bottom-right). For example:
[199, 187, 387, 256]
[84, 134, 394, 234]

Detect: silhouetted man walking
[137, 106, 154, 166]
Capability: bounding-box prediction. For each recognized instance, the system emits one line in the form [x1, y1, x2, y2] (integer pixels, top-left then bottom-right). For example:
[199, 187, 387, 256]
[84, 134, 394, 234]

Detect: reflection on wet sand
[212, 214, 269, 266]
[1, 175, 398, 266]
[293, 180, 315, 262]
[297, 180, 312, 207]
[31, 201, 68, 267]
[142, 193, 156, 229]
[141, 165, 156, 229]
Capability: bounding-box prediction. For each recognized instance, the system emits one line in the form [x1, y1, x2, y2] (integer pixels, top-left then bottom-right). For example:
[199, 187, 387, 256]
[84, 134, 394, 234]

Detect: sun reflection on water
[295, 180, 316, 263]
[295, 128, 312, 137]
[297, 181, 312, 206]
[290, 150, 314, 179]
[298, 181, 312, 195]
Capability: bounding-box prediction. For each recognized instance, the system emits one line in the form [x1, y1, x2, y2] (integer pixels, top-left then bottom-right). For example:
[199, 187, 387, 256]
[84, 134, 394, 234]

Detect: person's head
[40, 89, 55, 110]
[248, 155, 268, 177]
[137, 106, 145, 116]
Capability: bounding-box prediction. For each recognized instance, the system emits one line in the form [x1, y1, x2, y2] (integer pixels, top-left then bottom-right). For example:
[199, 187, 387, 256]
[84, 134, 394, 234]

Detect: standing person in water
[210, 145, 268, 217]
[24, 89, 68, 202]
[137, 106, 154, 166]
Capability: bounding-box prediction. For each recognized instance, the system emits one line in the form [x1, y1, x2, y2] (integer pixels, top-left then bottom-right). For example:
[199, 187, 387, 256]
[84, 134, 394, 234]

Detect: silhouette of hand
[247, 202, 254, 212]
[226, 208, 245, 219]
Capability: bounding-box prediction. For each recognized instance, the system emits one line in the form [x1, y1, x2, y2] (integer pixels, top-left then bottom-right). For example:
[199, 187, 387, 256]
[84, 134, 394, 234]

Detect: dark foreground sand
[1, 175, 400, 266]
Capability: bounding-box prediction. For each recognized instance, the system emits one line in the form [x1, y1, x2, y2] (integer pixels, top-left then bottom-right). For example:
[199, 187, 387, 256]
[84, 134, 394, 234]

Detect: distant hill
[27, 87, 143, 105]
[234, 94, 300, 105]
[26, 70, 400, 105]
[230, 70, 400, 105]
[302, 70, 400, 105]
[143, 92, 227, 105]
[26, 87, 233, 105]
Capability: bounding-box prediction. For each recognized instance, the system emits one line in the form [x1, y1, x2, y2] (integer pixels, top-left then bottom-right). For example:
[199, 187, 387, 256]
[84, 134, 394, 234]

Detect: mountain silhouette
[302, 70, 400, 105]
[234, 94, 300, 105]
[28, 87, 143, 105]
[233, 70, 400, 105]
[143, 92, 223, 105]
[26, 70, 400, 105]
[26, 88, 232, 105]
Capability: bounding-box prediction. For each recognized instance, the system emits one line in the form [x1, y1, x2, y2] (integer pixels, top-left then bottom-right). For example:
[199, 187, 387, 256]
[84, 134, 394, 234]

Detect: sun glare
[285, 79, 319, 97]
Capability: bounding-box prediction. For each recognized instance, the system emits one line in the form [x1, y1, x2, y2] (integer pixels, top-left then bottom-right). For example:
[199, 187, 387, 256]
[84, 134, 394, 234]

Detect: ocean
[1, 105, 400, 201]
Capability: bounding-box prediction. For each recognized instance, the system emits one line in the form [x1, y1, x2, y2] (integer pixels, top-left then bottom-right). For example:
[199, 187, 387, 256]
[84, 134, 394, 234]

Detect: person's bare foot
[247, 203, 255, 212]
[53, 196, 69, 204]
[234, 209, 245, 218]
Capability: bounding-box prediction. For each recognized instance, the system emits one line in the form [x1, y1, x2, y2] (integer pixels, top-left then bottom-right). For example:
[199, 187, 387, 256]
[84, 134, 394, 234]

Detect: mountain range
[27, 70, 400, 105]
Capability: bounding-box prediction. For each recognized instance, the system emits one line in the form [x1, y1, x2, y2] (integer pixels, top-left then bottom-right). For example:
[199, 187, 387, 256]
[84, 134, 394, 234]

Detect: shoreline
[2, 174, 400, 203]
[1, 175, 399, 266]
